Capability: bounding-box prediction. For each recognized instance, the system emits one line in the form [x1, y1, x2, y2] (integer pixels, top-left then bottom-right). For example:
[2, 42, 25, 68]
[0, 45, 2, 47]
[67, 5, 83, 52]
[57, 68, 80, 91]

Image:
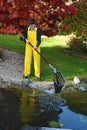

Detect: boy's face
[30, 24, 36, 30]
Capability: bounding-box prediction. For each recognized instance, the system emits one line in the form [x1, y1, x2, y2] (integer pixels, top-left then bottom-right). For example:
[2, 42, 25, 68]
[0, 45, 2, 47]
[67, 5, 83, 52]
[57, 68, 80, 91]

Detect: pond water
[0, 86, 87, 130]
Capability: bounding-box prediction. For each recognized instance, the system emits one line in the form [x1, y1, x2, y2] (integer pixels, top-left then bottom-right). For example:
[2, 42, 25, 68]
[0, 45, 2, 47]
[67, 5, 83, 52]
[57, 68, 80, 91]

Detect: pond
[0, 86, 87, 130]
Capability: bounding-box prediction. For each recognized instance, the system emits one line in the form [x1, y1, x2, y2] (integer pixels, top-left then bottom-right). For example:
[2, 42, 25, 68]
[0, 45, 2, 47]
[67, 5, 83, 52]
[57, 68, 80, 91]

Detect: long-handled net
[24, 39, 65, 93]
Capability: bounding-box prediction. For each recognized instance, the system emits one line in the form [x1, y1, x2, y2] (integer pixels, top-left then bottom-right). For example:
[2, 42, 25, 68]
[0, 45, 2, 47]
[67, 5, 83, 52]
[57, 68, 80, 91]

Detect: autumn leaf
[0, 0, 78, 36]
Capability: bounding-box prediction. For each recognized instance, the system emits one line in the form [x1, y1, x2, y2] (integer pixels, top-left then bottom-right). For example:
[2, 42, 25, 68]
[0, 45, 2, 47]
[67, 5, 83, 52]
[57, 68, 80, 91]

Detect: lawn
[0, 34, 87, 81]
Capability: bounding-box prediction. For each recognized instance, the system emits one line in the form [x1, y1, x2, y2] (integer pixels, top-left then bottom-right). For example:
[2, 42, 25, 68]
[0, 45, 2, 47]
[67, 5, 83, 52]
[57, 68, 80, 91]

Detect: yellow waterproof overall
[24, 28, 40, 77]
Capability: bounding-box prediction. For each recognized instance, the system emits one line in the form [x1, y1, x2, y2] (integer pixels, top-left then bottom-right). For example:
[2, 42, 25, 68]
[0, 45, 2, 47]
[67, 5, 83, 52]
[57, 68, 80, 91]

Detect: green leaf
[48, 121, 63, 128]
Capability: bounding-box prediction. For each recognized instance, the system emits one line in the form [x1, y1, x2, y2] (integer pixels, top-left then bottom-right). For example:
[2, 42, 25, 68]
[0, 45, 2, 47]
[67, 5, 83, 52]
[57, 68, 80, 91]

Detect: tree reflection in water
[20, 89, 63, 128]
[0, 87, 63, 130]
[0, 87, 21, 130]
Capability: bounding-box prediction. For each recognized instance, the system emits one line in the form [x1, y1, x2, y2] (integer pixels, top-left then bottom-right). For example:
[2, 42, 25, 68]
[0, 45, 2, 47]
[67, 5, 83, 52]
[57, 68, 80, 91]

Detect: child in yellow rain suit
[23, 19, 41, 80]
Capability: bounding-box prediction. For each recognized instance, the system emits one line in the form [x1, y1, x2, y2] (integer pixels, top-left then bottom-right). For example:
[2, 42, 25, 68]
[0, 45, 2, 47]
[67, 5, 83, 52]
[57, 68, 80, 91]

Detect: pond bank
[0, 76, 54, 92]
[0, 48, 87, 92]
[0, 48, 55, 91]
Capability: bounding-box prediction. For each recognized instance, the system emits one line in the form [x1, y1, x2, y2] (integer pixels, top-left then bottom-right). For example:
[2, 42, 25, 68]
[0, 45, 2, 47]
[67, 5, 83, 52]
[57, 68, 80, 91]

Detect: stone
[22, 78, 32, 86]
[73, 76, 80, 84]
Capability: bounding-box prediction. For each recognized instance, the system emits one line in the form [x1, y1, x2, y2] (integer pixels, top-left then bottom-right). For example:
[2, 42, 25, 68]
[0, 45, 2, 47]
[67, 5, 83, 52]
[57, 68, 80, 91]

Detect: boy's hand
[34, 46, 37, 50]
[25, 39, 29, 43]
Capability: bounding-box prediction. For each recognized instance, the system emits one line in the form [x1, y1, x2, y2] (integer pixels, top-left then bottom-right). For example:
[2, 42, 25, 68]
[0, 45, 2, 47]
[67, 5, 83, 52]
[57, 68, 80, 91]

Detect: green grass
[0, 34, 87, 81]
[0, 34, 25, 54]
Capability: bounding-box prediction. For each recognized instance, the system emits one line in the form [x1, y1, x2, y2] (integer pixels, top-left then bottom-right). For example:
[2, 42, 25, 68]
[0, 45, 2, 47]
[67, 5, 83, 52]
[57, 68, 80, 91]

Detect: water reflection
[0, 87, 21, 130]
[20, 89, 63, 128]
[59, 106, 87, 130]
[0, 87, 87, 130]
[61, 91, 87, 115]
[0, 87, 64, 130]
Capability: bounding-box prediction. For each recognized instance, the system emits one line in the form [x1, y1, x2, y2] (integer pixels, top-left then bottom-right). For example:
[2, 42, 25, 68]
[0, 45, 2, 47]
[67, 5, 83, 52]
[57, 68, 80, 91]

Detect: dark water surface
[0, 86, 87, 130]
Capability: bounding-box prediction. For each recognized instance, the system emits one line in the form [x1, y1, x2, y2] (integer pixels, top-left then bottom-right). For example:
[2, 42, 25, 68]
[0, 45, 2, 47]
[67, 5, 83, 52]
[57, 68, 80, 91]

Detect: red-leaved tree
[0, 0, 78, 36]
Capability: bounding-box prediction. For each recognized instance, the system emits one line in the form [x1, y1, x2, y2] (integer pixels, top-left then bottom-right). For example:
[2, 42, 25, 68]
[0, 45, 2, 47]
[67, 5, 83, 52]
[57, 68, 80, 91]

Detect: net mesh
[52, 71, 65, 93]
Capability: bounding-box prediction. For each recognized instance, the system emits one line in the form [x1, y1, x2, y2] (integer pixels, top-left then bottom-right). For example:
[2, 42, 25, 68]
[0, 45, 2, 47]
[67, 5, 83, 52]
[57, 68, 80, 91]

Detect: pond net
[52, 71, 65, 93]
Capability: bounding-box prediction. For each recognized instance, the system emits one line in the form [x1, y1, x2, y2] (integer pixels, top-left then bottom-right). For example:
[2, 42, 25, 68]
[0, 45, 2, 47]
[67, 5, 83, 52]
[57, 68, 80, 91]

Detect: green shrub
[67, 37, 87, 53]
[59, 0, 87, 40]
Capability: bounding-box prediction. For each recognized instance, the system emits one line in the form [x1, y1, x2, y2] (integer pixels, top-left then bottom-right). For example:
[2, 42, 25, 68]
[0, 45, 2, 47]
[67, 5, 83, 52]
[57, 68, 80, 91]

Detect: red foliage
[0, 0, 78, 36]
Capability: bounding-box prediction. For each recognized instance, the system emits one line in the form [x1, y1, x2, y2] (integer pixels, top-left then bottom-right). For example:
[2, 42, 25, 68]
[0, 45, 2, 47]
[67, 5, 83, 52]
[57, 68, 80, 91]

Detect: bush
[67, 37, 87, 53]
[59, 0, 87, 40]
